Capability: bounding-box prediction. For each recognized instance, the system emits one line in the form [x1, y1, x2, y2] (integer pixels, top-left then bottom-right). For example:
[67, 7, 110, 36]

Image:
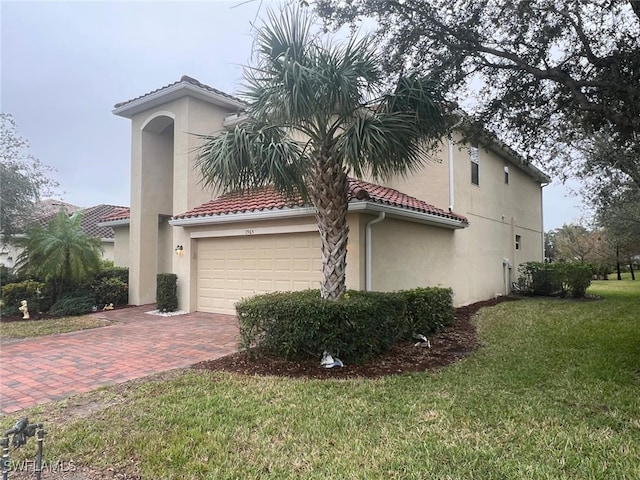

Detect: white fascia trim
[223, 113, 248, 128]
[169, 206, 317, 226]
[349, 201, 468, 229]
[484, 142, 551, 184]
[97, 219, 130, 228]
[100, 238, 115, 243]
[113, 83, 245, 118]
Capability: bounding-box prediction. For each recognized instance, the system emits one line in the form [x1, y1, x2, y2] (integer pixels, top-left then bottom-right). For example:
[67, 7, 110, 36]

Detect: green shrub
[93, 277, 128, 307]
[565, 263, 593, 298]
[1, 280, 47, 316]
[517, 262, 560, 296]
[399, 287, 455, 338]
[156, 273, 178, 312]
[517, 261, 592, 298]
[49, 291, 94, 316]
[236, 290, 406, 364]
[0, 265, 19, 286]
[94, 266, 129, 284]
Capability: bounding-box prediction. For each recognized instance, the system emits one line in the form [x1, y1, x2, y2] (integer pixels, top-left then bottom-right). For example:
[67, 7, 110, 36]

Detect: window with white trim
[515, 234, 521, 250]
[470, 145, 479, 185]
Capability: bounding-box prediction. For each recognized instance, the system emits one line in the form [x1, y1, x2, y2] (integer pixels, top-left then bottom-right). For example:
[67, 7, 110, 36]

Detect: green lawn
[6, 279, 640, 479]
[0, 315, 110, 340]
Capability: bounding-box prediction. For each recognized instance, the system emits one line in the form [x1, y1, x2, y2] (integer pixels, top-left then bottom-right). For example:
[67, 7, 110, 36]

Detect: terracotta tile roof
[348, 179, 468, 223]
[173, 187, 305, 220]
[113, 75, 244, 109]
[98, 207, 131, 223]
[173, 179, 468, 224]
[79, 205, 128, 239]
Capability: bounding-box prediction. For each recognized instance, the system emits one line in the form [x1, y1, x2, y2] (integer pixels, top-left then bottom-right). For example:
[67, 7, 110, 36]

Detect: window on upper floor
[504, 164, 510, 184]
[470, 145, 479, 185]
[515, 234, 521, 250]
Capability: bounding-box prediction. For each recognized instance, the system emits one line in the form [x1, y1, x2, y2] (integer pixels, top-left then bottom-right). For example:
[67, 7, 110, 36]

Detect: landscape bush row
[516, 261, 592, 298]
[0, 265, 129, 317]
[236, 287, 455, 364]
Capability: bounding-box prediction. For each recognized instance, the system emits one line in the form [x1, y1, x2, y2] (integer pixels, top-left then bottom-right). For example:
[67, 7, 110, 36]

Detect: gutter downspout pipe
[448, 116, 464, 212]
[448, 135, 455, 211]
[365, 212, 386, 291]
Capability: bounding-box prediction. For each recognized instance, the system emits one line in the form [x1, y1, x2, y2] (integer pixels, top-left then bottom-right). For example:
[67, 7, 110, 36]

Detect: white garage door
[197, 232, 322, 314]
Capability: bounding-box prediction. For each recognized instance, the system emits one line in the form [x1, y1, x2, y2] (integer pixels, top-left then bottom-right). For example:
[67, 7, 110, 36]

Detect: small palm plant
[197, 6, 447, 301]
[16, 209, 103, 302]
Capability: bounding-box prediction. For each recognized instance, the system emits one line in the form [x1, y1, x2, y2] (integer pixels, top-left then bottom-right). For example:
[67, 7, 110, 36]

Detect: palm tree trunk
[310, 153, 349, 301]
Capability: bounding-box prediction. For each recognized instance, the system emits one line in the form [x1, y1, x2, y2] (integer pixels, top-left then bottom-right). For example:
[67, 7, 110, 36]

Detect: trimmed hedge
[517, 261, 593, 298]
[400, 287, 455, 338]
[93, 277, 128, 307]
[49, 291, 94, 317]
[156, 273, 178, 312]
[236, 287, 454, 364]
[94, 266, 129, 284]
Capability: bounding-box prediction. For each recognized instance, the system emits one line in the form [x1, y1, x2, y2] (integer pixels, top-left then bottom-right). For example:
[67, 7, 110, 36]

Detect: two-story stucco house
[101, 75, 549, 314]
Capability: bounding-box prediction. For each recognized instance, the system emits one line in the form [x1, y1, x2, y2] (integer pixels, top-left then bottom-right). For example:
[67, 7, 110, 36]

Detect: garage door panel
[197, 232, 321, 314]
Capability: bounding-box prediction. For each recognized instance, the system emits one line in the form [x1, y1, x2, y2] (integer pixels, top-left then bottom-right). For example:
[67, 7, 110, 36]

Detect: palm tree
[16, 209, 102, 301]
[197, 6, 447, 301]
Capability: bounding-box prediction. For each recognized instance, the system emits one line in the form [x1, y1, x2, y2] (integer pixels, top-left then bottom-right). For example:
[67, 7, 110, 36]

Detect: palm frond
[196, 121, 310, 199]
[378, 74, 448, 139]
[336, 113, 437, 180]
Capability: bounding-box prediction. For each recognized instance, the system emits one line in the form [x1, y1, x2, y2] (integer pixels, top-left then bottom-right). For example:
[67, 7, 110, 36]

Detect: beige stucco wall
[112, 227, 129, 268]
[126, 95, 239, 307]
[369, 218, 457, 291]
[100, 241, 115, 263]
[374, 133, 545, 306]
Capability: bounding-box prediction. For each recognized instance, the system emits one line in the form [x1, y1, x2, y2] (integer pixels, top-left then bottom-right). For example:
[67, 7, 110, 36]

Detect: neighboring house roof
[169, 178, 468, 229]
[35, 199, 83, 219]
[98, 207, 131, 224]
[112, 75, 246, 118]
[78, 205, 128, 239]
[35, 204, 128, 240]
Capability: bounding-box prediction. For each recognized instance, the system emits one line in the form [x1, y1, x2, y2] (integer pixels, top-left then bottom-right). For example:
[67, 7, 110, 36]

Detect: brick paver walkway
[0, 305, 239, 415]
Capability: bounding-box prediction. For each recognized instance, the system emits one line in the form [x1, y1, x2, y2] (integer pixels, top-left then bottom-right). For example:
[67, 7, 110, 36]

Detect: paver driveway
[0, 305, 239, 415]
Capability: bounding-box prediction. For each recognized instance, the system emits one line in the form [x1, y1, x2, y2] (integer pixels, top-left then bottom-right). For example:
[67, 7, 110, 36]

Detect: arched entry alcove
[129, 113, 175, 305]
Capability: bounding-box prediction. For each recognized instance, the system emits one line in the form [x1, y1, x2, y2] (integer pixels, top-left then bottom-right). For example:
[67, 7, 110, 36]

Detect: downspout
[365, 212, 386, 291]
[448, 117, 464, 212]
[448, 135, 455, 211]
[540, 183, 548, 261]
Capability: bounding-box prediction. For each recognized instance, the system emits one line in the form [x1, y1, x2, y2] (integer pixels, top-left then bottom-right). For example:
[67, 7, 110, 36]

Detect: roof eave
[97, 219, 131, 228]
[113, 83, 245, 118]
[452, 114, 551, 184]
[349, 201, 468, 229]
[484, 141, 551, 184]
[169, 202, 468, 229]
[169, 206, 317, 226]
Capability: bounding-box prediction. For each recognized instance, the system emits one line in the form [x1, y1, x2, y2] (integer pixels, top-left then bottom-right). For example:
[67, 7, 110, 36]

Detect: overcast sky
[1, 0, 583, 230]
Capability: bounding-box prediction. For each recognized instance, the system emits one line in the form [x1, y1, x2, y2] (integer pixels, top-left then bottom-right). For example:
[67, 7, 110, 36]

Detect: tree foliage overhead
[315, 0, 640, 188]
[196, 6, 447, 301]
[0, 113, 58, 238]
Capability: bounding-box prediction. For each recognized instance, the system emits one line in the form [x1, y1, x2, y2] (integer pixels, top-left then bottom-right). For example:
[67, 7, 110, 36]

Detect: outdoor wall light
[175, 245, 185, 256]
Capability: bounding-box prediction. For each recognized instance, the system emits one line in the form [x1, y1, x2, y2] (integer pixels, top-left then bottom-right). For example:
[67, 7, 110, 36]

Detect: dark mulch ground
[192, 296, 520, 379]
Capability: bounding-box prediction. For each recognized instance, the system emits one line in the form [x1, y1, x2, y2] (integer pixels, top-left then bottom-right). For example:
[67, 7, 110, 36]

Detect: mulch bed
[192, 296, 520, 379]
